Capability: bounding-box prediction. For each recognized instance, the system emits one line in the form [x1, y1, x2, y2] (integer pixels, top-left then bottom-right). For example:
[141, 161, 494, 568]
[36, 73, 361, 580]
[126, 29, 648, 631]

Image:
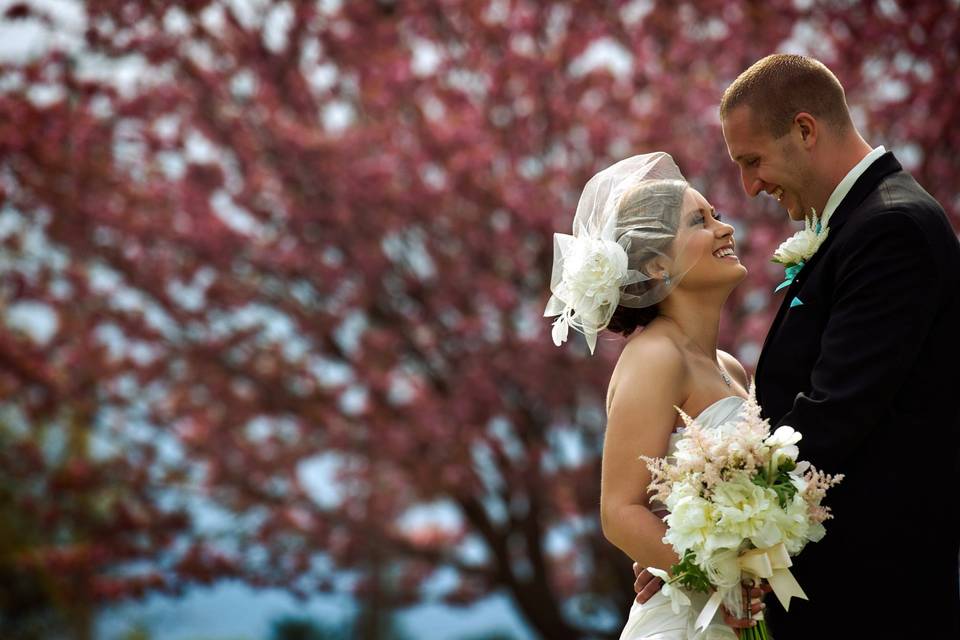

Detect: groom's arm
[774, 210, 941, 473]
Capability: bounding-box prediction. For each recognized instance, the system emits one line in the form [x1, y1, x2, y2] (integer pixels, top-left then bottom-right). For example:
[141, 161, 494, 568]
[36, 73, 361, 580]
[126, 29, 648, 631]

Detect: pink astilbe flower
[642, 454, 673, 505]
[802, 466, 845, 523]
[642, 387, 781, 499]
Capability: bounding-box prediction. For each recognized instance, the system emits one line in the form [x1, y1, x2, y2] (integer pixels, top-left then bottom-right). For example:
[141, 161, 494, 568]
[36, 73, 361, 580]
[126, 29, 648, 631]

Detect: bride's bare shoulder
[618, 327, 684, 372]
[607, 326, 688, 412]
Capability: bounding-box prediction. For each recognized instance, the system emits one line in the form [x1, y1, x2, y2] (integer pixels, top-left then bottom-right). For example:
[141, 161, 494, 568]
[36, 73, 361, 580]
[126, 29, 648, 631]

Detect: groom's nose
[742, 173, 765, 198]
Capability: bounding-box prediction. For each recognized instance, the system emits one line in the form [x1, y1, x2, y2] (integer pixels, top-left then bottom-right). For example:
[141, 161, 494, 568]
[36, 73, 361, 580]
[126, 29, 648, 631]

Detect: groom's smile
[721, 105, 813, 223]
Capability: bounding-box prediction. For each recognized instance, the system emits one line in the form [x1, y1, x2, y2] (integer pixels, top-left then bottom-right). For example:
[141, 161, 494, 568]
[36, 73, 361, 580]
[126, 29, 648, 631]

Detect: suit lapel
[756, 152, 903, 378]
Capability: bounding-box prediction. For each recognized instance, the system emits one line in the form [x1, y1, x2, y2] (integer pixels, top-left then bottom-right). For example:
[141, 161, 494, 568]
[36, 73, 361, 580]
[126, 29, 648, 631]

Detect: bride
[545, 153, 765, 639]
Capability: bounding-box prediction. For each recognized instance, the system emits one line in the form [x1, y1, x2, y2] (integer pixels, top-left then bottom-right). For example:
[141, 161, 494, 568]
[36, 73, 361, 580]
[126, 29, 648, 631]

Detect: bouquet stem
[740, 619, 772, 639]
[740, 581, 772, 640]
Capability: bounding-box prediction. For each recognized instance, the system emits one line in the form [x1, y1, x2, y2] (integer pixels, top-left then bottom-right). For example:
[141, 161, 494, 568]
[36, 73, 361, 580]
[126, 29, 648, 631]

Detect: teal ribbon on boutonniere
[775, 262, 804, 293]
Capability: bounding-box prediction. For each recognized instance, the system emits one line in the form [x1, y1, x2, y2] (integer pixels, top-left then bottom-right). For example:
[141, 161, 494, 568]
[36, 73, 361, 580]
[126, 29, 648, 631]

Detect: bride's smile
[670, 188, 748, 290]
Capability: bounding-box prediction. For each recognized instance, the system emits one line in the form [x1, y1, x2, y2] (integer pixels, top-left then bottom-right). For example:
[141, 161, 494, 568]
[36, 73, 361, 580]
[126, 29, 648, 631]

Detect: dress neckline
[675, 395, 746, 431]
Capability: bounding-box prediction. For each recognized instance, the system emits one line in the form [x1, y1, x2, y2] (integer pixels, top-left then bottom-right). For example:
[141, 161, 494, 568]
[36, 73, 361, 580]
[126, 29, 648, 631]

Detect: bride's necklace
[695, 345, 733, 388]
[718, 365, 733, 388]
[661, 316, 733, 388]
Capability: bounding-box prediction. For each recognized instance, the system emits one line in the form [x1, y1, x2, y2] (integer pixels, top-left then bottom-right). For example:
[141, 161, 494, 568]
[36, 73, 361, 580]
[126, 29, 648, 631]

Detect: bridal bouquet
[642, 385, 843, 639]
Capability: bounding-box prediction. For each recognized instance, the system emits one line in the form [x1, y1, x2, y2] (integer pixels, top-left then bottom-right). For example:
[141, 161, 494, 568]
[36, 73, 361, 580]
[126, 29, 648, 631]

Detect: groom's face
[722, 105, 813, 222]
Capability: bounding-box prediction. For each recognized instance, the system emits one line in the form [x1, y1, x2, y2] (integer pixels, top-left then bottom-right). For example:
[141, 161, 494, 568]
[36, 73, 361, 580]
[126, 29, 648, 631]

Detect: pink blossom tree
[0, 1, 956, 637]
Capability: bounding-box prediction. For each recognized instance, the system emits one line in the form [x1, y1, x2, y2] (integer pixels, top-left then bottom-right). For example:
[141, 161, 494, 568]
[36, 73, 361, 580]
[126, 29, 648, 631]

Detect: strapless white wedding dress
[619, 396, 745, 640]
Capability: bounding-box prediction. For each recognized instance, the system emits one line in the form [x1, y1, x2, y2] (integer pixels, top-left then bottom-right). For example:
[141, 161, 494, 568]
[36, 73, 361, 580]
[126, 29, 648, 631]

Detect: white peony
[664, 495, 714, 554]
[711, 473, 779, 545]
[774, 494, 815, 554]
[750, 517, 786, 550]
[663, 478, 700, 513]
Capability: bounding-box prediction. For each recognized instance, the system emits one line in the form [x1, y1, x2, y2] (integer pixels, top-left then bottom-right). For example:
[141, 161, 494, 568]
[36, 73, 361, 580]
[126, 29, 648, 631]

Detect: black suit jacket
[756, 152, 960, 637]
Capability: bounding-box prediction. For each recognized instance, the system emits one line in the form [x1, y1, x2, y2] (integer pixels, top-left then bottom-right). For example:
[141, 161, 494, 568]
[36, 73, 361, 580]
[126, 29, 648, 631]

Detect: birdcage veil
[545, 152, 698, 353]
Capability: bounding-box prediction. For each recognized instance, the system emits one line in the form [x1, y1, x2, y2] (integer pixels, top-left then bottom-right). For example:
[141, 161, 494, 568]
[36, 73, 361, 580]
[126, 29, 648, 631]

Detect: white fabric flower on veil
[544, 233, 631, 354]
[544, 152, 689, 354]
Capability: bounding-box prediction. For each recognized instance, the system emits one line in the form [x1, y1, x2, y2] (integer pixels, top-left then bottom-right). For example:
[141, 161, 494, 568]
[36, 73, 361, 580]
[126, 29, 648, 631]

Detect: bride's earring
[663, 273, 672, 287]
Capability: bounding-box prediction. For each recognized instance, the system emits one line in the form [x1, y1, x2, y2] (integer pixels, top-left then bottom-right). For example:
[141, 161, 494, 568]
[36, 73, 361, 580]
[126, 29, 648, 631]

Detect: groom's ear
[793, 112, 818, 149]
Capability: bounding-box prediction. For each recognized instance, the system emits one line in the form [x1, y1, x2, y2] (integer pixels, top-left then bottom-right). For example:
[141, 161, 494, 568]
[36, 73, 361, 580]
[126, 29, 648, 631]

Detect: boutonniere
[771, 209, 829, 292]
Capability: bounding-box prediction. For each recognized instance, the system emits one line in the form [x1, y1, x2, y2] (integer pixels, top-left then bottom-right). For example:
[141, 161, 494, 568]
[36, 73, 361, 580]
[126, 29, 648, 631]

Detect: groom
[719, 54, 960, 637]
[633, 53, 960, 636]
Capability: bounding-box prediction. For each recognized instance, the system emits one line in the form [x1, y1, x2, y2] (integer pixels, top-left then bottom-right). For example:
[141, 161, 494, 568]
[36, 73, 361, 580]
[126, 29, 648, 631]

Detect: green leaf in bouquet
[778, 459, 797, 473]
[669, 549, 712, 593]
[770, 474, 799, 508]
[752, 466, 800, 508]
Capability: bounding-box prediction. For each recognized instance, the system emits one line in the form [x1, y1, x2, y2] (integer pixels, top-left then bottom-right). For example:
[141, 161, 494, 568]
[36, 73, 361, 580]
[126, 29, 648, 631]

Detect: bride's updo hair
[606, 178, 688, 337]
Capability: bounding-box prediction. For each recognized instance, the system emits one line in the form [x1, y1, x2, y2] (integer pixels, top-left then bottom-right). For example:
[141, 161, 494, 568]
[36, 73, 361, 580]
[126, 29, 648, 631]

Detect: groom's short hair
[720, 54, 853, 138]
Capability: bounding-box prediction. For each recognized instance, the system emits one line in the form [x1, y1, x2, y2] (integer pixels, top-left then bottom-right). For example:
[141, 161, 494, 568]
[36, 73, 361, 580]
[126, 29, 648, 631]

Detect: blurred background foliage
[0, 0, 957, 638]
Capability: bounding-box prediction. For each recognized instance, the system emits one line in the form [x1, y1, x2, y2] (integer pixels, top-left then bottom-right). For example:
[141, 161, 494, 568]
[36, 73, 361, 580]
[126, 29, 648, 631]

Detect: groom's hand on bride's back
[632, 562, 664, 604]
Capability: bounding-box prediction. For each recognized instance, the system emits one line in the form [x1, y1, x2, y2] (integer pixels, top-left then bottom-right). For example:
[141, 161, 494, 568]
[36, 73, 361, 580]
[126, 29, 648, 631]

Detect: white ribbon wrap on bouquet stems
[695, 542, 808, 632]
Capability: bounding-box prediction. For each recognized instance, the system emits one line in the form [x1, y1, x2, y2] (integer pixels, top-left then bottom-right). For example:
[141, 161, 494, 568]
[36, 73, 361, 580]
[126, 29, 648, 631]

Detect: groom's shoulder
[872, 169, 945, 218]
[843, 169, 951, 246]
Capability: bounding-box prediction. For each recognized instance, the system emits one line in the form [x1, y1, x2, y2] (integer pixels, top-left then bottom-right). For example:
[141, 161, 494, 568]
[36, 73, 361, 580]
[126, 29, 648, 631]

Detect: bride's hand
[721, 581, 770, 633]
[632, 562, 664, 604]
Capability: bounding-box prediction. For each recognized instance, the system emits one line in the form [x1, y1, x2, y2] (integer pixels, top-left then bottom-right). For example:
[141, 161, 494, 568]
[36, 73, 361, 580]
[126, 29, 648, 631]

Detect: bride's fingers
[721, 606, 758, 629]
[747, 586, 766, 600]
[634, 569, 663, 604]
[746, 580, 773, 595]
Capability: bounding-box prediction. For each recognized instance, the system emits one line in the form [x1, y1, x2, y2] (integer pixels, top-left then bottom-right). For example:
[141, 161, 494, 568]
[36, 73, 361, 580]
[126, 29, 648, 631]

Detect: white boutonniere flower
[772, 209, 830, 267]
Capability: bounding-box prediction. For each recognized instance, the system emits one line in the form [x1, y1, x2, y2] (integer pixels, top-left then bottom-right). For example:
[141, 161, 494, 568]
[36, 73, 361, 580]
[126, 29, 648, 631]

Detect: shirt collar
[822, 145, 886, 223]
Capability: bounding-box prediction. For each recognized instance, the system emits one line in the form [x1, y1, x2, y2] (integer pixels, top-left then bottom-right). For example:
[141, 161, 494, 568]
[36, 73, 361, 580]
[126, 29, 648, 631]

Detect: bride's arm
[600, 337, 686, 570]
